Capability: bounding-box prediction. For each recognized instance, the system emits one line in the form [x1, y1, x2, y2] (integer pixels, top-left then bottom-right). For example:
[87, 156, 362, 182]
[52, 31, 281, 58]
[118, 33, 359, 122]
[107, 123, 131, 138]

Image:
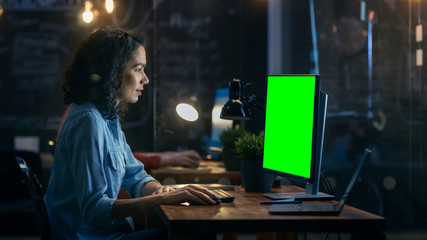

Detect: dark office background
[0, 0, 426, 238]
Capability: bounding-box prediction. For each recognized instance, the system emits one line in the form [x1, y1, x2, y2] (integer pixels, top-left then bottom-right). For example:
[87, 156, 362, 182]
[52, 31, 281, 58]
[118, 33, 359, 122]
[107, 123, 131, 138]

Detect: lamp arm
[241, 82, 266, 112]
[243, 95, 266, 112]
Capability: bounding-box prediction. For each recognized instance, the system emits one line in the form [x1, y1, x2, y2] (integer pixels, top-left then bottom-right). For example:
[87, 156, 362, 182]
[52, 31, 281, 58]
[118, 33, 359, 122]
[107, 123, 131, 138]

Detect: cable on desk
[321, 174, 334, 195]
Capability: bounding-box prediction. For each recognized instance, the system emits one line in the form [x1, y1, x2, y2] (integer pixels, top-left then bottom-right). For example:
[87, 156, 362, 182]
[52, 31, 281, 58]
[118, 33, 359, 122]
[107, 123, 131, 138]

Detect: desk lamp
[220, 79, 252, 120]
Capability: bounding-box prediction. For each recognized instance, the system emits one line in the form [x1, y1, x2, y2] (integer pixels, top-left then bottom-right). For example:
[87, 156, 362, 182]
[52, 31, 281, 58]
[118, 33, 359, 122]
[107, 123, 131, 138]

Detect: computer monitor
[263, 74, 333, 200]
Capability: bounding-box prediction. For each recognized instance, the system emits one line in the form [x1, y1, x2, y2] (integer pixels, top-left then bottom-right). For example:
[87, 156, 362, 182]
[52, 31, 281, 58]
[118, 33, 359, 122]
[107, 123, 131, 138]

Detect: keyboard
[212, 189, 235, 203]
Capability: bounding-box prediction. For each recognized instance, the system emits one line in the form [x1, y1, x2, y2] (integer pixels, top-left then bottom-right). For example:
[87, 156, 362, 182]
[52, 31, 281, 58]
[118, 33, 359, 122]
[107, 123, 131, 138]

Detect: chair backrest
[16, 156, 51, 240]
[0, 150, 43, 200]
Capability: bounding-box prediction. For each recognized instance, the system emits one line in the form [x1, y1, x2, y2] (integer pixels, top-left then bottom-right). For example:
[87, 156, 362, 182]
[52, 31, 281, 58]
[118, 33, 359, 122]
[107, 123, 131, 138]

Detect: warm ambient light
[105, 0, 114, 14]
[176, 103, 199, 122]
[83, 1, 94, 23]
[0, 4, 3, 17]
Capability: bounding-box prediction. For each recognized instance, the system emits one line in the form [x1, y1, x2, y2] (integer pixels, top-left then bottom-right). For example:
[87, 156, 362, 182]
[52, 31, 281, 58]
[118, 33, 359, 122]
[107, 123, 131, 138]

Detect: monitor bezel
[262, 74, 321, 185]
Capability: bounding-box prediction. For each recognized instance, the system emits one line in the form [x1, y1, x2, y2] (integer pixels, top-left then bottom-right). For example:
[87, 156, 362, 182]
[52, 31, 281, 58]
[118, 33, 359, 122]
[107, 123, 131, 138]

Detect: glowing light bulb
[83, 11, 93, 23]
[106, 0, 114, 14]
[83, 1, 94, 23]
[0, 4, 3, 17]
[176, 103, 199, 122]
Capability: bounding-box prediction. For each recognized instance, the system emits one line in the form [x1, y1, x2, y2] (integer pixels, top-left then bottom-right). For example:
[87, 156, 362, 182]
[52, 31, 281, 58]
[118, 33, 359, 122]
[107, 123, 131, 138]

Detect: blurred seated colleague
[57, 106, 201, 169]
[133, 150, 201, 169]
[44, 26, 218, 240]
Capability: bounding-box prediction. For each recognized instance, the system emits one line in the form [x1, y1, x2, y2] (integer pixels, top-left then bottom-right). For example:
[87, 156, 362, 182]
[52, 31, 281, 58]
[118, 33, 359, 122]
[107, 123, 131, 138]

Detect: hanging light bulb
[105, 0, 114, 14]
[0, 4, 4, 17]
[82, 0, 94, 23]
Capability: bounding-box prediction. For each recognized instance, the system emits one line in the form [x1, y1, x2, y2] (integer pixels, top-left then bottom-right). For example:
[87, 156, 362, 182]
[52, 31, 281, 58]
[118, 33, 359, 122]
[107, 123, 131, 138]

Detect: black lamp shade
[220, 99, 251, 120]
[220, 79, 251, 120]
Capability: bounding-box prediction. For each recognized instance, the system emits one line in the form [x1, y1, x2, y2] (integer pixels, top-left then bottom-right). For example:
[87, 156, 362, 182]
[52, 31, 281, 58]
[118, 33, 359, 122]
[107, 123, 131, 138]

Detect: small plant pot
[222, 147, 241, 171]
[240, 160, 274, 193]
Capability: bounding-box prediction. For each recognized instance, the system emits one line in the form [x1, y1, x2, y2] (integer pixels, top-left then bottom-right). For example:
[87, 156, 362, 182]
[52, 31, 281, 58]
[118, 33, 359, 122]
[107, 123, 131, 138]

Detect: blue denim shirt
[44, 103, 157, 239]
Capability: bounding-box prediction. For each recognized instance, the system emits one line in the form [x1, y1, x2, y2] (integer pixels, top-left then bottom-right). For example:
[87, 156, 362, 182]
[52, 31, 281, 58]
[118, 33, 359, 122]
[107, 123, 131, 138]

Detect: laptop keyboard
[212, 189, 235, 203]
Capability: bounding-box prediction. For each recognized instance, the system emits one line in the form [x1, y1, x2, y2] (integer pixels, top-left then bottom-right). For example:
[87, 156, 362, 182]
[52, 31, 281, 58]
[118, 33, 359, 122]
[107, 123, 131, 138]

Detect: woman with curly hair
[44, 26, 218, 240]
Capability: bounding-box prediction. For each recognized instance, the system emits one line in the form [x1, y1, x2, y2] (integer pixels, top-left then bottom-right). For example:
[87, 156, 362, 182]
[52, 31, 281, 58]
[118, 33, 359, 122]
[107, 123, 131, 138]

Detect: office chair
[0, 149, 43, 200]
[16, 156, 51, 240]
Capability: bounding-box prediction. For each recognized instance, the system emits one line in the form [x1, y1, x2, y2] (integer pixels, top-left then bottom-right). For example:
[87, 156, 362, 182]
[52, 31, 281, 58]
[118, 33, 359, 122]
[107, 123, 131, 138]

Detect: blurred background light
[176, 103, 199, 122]
[105, 0, 114, 14]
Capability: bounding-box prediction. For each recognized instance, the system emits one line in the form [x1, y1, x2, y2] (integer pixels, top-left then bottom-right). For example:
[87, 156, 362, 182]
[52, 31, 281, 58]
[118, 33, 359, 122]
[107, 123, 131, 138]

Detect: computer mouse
[183, 159, 200, 168]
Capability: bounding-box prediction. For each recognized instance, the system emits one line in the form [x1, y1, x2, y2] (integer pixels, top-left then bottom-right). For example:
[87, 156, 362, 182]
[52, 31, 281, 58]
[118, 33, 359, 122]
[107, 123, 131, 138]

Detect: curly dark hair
[62, 26, 147, 119]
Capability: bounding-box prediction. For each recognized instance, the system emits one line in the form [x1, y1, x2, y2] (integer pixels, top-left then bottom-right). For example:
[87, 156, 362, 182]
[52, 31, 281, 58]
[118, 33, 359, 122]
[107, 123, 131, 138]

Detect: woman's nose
[142, 75, 149, 85]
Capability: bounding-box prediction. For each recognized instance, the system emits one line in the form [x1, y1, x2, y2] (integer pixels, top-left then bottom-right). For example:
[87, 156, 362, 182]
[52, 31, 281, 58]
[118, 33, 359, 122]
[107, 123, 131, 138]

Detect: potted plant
[234, 131, 274, 192]
[219, 127, 247, 171]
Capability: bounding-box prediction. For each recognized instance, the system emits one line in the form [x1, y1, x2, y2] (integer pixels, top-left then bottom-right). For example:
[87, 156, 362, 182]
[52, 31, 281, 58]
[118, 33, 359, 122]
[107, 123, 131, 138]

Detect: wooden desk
[149, 160, 242, 185]
[153, 186, 385, 240]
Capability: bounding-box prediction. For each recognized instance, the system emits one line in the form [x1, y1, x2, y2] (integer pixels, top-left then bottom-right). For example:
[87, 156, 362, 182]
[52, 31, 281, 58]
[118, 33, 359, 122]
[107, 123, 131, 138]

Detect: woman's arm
[142, 180, 174, 196]
[110, 193, 166, 220]
[110, 184, 219, 220]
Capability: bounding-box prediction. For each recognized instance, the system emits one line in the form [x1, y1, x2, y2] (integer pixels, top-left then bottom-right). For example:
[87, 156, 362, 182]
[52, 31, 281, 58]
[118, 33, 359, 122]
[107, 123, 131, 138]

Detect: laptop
[269, 148, 371, 215]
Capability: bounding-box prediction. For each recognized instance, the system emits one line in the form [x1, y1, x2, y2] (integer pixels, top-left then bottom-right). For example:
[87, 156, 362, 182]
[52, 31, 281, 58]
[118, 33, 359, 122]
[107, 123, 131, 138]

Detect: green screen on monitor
[263, 75, 318, 180]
